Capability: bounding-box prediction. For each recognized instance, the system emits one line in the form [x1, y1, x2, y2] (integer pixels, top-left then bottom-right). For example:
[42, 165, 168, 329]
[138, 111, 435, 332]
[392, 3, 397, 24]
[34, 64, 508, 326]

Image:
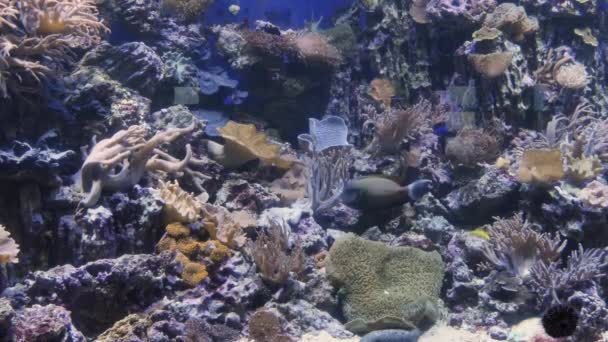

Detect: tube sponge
[326, 234, 444, 334]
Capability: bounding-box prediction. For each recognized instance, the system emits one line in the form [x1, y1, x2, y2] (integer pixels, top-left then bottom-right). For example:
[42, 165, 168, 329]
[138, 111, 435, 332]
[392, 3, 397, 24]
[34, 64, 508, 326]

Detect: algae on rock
[326, 234, 444, 334]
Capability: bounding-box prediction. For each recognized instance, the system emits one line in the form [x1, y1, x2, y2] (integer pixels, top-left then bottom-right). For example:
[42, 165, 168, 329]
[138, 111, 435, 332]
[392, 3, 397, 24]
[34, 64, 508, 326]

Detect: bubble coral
[0, 225, 19, 264]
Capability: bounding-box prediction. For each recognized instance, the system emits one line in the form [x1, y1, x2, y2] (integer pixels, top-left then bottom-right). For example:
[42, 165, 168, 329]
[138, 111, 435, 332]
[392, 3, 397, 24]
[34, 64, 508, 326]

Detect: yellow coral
[468, 52, 513, 79]
[159, 180, 203, 224]
[200, 240, 231, 263]
[0, 225, 19, 264]
[181, 261, 208, 286]
[156, 235, 177, 253]
[165, 222, 191, 239]
[369, 78, 395, 109]
[212, 121, 292, 169]
[472, 27, 502, 42]
[566, 155, 602, 183]
[517, 149, 564, 185]
[574, 27, 598, 47]
[176, 237, 201, 258]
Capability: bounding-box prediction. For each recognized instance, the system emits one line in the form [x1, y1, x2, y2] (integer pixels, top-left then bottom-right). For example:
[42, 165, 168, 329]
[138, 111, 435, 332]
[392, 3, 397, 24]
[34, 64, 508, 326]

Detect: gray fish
[341, 176, 433, 210]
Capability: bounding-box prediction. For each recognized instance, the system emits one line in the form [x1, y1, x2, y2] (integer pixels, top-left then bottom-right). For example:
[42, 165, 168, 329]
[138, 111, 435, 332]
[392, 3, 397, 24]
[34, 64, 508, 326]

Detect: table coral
[326, 234, 444, 334]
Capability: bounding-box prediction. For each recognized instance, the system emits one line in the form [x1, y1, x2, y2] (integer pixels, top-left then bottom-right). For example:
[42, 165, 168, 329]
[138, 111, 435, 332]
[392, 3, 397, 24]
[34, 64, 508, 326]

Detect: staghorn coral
[0, 0, 108, 100]
[480, 214, 565, 279]
[249, 218, 304, 285]
[579, 181, 608, 208]
[79, 124, 196, 208]
[445, 128, 500, 167]
[326, 234, 444, 334]
[158, 180, 204, 224]
[0, 225, 19, 264]
[482, 3, 538, 42]
[516, 149, 564, 185]
[468, 52, 514, 79]
[161, 0, 213, 22]
[208, 121, 293, 170]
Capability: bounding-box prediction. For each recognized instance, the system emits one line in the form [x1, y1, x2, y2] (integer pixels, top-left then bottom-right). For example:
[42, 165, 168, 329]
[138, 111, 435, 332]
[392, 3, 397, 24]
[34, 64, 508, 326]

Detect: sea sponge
[517, 149, 564, 185]
[554, 62, 589, 90]
[574, 27, 598, 47]
[159, 180, 203, 224]
[468, 52, 513, 78]
[209, 121, 293, 169]
[0, 225, 19, 264]
[445, 128, 500, 167]
[181, 260, 208, 286]
[369, 79, 396, 109]
[326, 234, 444, 334]
[580, 181, 608, 208]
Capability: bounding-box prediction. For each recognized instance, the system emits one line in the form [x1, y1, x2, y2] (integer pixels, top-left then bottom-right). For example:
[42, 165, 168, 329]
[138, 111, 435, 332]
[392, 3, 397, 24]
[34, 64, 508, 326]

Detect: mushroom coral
[80, 124, 197, 208]
[0, 0, 108, 100]
[208, 121, 294, 170]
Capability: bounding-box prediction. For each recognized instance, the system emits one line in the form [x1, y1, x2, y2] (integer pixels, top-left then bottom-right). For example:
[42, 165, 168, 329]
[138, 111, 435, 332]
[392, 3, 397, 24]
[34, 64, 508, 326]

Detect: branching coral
[249, 218, 304, 285]
[0, 225, 19, 264]
[80, 124, 196, 207]
[0, 0, 108, 100]
[480, 214, 565, 279]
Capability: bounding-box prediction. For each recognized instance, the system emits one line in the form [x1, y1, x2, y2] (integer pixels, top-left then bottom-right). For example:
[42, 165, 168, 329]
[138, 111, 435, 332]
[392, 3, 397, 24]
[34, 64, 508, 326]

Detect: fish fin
[407, 179, 433, 201]
[358, 174, 403, 184]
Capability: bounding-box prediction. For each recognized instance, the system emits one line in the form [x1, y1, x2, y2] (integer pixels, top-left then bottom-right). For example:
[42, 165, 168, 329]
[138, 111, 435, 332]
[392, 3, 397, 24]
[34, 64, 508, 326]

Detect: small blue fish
[224, 95, 235, 106]
[433, 123, 449, 137]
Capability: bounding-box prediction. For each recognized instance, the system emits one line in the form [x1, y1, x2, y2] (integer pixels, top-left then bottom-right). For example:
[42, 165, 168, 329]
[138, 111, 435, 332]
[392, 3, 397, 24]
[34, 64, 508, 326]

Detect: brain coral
[326, 234, 444, 334]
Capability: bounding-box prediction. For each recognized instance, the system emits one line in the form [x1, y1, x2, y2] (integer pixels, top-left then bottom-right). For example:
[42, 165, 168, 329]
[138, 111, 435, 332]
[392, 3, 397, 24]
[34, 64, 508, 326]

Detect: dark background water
[205, 0, 355, 29]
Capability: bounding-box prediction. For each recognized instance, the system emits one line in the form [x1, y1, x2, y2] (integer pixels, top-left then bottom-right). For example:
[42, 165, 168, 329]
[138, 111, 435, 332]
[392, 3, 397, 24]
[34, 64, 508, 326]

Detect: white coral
[580, 181, 608, 208]
[0, 225, 19, 264]
[159, 180, 205, 224]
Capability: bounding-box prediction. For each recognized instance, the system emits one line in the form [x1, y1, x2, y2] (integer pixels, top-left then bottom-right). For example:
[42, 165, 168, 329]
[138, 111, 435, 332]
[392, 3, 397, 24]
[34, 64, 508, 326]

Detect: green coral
[326, 234, 444, 334]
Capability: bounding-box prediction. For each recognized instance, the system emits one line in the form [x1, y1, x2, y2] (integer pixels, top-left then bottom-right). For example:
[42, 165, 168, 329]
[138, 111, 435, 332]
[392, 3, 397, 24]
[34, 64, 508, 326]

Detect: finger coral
[0, 225, 19, 264]
[80, 124, 196, 207]
[326, 234, 444, 334]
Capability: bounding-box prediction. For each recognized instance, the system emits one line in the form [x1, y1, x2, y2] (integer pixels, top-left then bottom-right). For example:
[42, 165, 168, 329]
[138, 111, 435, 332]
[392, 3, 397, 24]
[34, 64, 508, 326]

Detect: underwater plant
[249, 218, 304, 285]
[80, 124, 198, 207]
[480, 214, 565, 279]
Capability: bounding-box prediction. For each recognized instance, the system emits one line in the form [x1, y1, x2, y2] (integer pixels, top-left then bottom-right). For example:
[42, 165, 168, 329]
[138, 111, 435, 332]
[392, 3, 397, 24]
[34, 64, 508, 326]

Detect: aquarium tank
[1, 0, 607, 340]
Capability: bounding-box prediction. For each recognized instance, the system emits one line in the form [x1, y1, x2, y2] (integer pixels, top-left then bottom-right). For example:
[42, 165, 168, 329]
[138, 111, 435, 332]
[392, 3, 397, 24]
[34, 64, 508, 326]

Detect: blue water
[205, 0, 355, 29]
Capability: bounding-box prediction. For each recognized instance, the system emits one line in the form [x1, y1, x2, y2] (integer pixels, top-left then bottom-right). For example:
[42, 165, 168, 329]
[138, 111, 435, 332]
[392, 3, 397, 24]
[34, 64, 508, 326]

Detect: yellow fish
[470, 228, 490, 240]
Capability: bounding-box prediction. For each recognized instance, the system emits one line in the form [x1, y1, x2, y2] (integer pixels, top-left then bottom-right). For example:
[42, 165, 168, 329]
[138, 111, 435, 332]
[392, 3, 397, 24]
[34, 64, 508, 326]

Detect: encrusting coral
[326, 234, 444, 334]
[0, 225, 19, 264]
[0, 0, 108, 100]
[79, 123, 197, 207]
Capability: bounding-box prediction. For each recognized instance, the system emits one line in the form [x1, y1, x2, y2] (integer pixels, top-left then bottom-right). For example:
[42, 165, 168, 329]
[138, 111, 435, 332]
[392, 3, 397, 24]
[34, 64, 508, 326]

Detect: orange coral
[181, 260, 208, 286]
[200, 240, 231, 263]
[165, 222, 191, 239]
